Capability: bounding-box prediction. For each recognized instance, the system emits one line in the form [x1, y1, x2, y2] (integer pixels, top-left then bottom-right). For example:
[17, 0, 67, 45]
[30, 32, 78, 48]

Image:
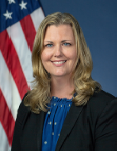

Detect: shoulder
[89, 90, 116, 104]
[85, 90, 117, 150]
[86, 90, 117, 118]
[88, 90, 116, 107]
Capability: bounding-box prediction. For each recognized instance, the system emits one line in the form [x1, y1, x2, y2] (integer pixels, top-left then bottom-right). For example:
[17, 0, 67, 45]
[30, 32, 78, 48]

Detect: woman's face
[41, 24, 77, 79]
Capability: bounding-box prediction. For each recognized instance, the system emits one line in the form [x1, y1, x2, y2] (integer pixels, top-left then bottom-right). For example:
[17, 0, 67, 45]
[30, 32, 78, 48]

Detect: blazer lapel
[55, 102, 83, 151]
[37, 111, 46, 151]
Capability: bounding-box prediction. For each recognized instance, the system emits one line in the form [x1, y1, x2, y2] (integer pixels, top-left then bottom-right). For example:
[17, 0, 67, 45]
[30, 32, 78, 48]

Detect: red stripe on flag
[0, 30, 30, 99]
[20, 15, 36, 52]
[0, 89, 15, 146]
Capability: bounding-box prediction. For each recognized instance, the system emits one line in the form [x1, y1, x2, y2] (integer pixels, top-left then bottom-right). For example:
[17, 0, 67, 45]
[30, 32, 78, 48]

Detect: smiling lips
[52, 60, 66, 66]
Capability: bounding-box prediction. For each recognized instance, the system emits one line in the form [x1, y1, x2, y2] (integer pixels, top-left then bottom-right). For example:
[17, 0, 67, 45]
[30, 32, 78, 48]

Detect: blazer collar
[55, 102, 83, 151]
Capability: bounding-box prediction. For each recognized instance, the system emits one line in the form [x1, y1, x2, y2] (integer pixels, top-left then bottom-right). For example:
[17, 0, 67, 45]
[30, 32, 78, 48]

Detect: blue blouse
[42, 96, 72, 151]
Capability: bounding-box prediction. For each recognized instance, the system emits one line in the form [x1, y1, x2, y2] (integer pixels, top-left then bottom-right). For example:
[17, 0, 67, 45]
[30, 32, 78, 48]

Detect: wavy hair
[24, 12, 101, 113]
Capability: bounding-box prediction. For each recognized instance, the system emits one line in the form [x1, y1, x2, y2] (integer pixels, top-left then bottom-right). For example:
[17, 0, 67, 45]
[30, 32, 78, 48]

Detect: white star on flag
[8, 0, 15, 4]
[3, 10, 13, 19]
[19, 1, 27, 10]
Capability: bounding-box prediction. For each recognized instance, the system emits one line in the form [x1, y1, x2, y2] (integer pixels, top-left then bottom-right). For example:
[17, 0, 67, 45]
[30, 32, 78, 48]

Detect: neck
[51, 76, 75, 99]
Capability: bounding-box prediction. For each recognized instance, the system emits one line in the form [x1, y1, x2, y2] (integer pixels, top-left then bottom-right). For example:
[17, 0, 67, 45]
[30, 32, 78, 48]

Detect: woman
[11, 12, 116, 151]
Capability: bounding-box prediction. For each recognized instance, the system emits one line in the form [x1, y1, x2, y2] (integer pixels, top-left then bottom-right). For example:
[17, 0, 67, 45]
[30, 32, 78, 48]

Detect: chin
[51, 73, 70, 78]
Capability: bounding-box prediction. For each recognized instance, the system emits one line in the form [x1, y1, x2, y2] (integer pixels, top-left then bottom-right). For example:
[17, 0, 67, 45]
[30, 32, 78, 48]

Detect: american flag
[0, 0, 44, 150]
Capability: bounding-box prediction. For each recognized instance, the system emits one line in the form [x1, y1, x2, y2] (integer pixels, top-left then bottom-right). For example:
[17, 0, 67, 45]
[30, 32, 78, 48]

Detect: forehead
[44, 24, 75, 41]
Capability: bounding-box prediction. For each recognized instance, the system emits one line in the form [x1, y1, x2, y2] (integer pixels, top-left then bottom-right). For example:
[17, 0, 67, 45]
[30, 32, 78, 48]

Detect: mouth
[51, 60, 66, 66]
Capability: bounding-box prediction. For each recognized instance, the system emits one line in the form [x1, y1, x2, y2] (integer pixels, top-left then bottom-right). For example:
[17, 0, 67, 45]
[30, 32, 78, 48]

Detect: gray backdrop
[40, 0, 117, 97]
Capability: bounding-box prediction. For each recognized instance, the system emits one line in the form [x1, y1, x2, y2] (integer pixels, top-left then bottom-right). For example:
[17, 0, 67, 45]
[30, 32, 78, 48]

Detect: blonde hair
[24, 12, 101, 113]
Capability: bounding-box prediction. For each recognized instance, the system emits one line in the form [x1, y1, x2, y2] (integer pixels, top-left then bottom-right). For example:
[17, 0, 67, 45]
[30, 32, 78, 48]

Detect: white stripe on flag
[7, 23, 34, 88]
[0, 122, 11, 151]
[0, 51, 21, 120]
[31, 7, 45, 31]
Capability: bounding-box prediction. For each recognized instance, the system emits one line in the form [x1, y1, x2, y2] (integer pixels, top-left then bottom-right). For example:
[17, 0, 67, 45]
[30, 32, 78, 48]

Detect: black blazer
[11, 90, 117, 151]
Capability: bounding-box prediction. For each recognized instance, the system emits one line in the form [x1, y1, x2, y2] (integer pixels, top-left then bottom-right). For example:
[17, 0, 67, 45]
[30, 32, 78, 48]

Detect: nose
[54, 45, 62, 57]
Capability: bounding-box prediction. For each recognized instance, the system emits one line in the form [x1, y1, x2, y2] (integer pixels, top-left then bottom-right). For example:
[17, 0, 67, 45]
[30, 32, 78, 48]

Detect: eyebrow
[44, 41, 53, 43]
[61, 40, 72, 42]
[44, 40, 72, 43]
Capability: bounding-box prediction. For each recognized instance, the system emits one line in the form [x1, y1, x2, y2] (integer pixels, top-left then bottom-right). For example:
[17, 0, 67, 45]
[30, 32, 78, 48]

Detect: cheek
[69, 50, 77, 62]
[41, 51, 50, 62]
[69, 50, 78, 69]
[41, 51, 52, 73]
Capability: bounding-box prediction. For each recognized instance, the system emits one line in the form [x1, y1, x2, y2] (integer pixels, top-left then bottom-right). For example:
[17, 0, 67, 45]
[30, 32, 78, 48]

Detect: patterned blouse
[42, 96, 73, 151]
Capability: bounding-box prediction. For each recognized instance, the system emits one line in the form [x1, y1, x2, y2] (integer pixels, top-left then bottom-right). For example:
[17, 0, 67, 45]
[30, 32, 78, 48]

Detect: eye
[63, 43, 71, 46]
[45, 44, 53, 47]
